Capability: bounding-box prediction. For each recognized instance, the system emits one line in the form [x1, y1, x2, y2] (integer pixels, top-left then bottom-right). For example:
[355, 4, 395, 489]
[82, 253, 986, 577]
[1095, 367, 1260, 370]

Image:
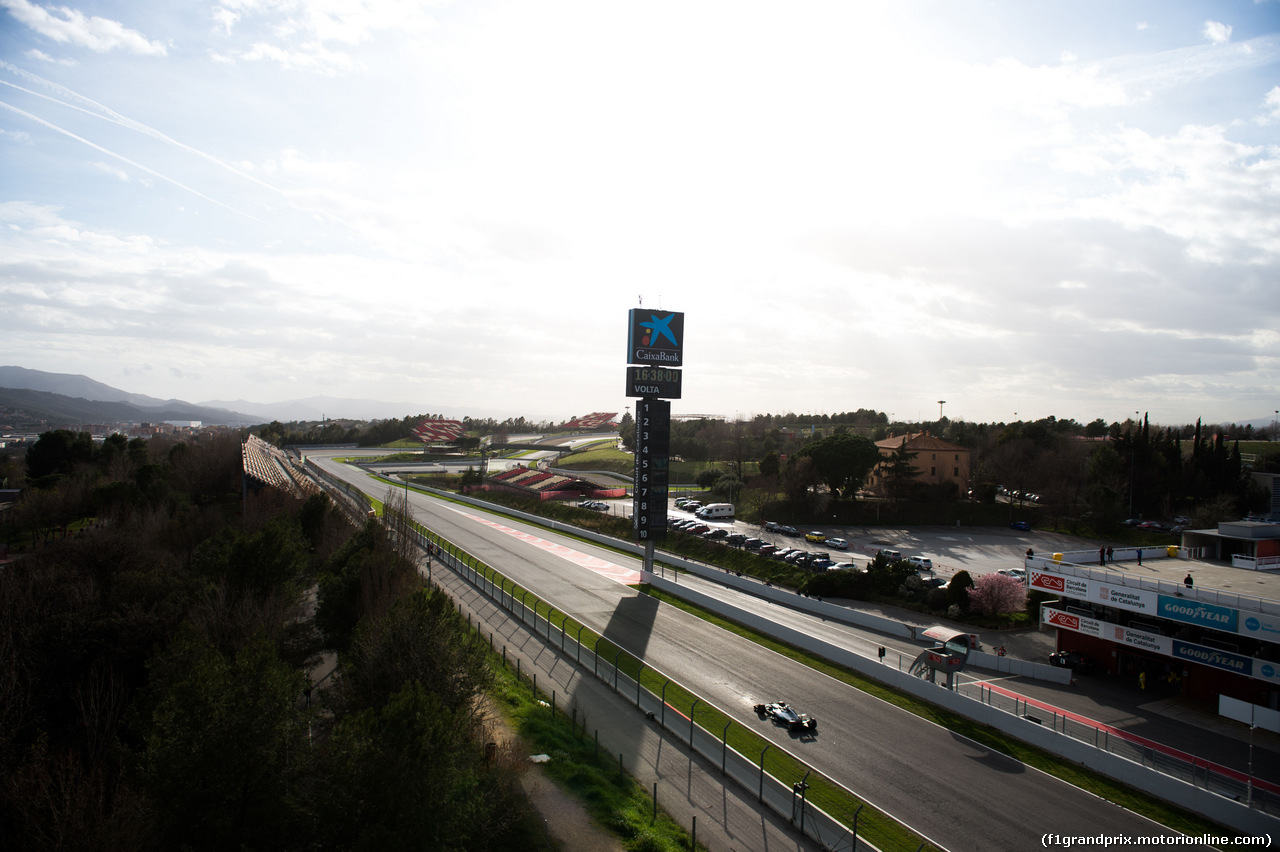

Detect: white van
[695, 503, 735, 520]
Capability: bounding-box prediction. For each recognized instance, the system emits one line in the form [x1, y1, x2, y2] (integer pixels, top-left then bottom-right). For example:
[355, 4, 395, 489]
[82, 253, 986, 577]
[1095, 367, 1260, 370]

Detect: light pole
[937, 400, 946, 420]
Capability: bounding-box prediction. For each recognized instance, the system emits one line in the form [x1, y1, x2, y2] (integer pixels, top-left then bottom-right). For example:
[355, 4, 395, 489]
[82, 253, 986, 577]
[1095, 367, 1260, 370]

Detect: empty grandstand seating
[242, 434, 320, 498]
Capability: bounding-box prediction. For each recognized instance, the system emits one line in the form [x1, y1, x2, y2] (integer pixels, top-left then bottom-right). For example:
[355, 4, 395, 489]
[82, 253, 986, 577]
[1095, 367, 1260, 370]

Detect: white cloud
[0, 0, 167, 56]
[236, 40, 358, 74]
[92, 161, 131, 182]
[1262, 85, 1280, 123]
[1, 3, 1277, 424]
[24, 48, 74, 65]
[1203, 20, 1233, 44]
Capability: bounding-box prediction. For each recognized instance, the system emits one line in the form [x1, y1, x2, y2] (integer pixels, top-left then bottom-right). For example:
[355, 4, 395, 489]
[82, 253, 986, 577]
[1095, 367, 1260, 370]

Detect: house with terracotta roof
[866, 432, 971, 498]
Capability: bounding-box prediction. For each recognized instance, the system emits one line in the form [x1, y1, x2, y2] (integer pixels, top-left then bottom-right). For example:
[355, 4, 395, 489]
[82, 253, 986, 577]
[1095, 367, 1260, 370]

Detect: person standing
[1099, 546, 1105, 564]
[1106, 546, 1114, 563]
[1136, 548, 1142, 566]
[1184, 573, 1193, 589]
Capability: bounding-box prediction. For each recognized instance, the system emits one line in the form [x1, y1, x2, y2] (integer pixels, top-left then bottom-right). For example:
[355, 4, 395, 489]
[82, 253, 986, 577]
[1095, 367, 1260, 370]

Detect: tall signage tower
[626, 309, 683, 575]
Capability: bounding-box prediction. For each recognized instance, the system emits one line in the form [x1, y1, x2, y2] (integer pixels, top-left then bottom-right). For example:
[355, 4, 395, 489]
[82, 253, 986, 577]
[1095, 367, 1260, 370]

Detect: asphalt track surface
[312, 456, 1216, 852]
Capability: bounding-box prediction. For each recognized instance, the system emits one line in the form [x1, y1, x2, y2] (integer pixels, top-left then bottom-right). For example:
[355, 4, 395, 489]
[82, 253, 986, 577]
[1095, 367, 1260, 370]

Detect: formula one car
[753, 701, 818, 732]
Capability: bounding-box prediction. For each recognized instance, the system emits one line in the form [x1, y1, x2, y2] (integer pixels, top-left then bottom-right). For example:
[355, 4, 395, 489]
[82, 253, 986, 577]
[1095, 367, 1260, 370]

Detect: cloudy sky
[2, 1, 1278, 426]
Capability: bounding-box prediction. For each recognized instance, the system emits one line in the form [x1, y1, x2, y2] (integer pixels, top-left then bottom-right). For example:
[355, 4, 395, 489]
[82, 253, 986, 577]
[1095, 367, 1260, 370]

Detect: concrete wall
[642, 571, 1279, 836]
[312, 469, 1277, 834]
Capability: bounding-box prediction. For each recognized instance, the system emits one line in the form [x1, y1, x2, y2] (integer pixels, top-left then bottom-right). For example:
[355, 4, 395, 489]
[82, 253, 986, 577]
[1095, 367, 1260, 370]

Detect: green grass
[488, 648, 699, 852]
[417, 525, 938, 851]
[363, 471, 1226, 844]
[639, 587, 1229, 840]
[555, 446, 633, 474]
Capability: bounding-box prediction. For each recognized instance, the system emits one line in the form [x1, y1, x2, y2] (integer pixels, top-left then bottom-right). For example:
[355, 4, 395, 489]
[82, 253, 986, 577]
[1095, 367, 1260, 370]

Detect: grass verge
[488, 655, 699, 852]
[639, 586, 1230, 839]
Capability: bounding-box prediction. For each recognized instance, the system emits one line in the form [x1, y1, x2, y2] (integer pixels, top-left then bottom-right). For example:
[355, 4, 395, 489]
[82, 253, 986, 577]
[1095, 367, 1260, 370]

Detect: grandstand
[481, 465, 626, 502]
[559, 412, 617, 431]
[242, 434, 319, 498]
[413, 417, 465, 444]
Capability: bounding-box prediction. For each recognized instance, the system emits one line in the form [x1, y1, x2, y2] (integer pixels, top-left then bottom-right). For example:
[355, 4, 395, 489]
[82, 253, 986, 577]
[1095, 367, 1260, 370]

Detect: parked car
[758, 543, 778, 556]
[1009, 520, 1031, 531]
[726, 533, 747, 546]
[743, 538, 764, 550]
[804, 531, 826, 543]
[826, 537, 848, 550]
[702, 528, 728, 541]
[764, 521, 781, 532]
[780, 525, 800, 537]
[997, 568, 1026, 581]
[907, 556, 933, 571]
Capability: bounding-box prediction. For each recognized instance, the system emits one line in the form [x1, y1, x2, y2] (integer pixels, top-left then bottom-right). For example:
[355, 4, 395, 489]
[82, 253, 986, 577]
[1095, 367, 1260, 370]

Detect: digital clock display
[625, 365, 682, 399]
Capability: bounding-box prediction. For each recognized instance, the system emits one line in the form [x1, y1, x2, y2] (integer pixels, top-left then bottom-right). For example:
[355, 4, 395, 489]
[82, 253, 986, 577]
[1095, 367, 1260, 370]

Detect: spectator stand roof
[242, 434, 319, 498]
[482, 465, 626, 502]
[559, 412, 618, 431]
[412, 418, 465, 444]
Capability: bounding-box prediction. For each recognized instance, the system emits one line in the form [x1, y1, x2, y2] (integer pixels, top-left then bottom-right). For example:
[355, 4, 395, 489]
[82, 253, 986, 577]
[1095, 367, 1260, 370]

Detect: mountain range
[0, 366, 452, 428]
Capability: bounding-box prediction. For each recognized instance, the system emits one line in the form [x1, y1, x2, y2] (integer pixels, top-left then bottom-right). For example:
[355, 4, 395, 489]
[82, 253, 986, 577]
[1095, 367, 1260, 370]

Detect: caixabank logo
[628, 309, 684, 366]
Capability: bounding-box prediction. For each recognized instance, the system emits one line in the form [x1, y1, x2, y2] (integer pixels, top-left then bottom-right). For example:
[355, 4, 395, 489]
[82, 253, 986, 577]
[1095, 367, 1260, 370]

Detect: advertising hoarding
[627, 310, 685, 366]
[1030, 568, 1280, 640]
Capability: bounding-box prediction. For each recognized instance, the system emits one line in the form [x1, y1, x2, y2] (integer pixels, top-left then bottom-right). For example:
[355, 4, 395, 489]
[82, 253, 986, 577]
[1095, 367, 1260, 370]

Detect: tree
[140, 632, 308, 850]
[799, 433, 882, 498]
[25, 430, 96, 480]
[336, 589, 491, 719]
[881, 439, 920, 501]
[967, 574, 1026, 618]
[314, 683, 526, 849]
[947, 570, 974, 611]
[758, 451, 780, 480]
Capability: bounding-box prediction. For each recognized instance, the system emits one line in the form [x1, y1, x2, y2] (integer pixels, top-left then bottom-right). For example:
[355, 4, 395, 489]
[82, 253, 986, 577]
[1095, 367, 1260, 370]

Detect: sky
[1, 1, 1278, 428]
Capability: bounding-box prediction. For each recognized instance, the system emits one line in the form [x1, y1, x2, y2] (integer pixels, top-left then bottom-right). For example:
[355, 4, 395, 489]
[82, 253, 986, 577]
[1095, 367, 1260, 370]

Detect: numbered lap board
[633, 398, 670, 541]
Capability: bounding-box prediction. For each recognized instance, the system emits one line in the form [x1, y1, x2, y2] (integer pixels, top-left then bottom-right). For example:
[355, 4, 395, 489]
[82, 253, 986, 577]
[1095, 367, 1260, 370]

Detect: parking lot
[665, 497, 1090, 580]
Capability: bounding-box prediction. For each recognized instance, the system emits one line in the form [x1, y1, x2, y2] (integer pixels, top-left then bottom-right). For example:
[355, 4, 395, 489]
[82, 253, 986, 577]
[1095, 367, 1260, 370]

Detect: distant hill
[197, 396, 452, 423]
[0, 366, 470, 427]
[0, 366, 179, 409]
[0, 386, 258, 428]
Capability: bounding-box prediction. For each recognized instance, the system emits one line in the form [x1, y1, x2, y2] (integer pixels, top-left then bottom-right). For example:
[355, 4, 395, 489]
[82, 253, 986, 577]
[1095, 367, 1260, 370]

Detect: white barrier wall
[642, 571, 1280, 837]
[311, 469, 1278, 834]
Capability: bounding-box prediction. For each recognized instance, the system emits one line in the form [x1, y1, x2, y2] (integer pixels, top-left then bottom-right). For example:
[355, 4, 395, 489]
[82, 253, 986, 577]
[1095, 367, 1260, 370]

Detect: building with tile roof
[867, 432, 971, 498]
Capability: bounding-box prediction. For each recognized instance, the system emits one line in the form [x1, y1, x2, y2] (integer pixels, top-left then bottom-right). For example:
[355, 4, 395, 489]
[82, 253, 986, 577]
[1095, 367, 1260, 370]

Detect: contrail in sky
[1, 60, 284, 195]
[1, 60, 357, 230]
[0, 98, 265, 223]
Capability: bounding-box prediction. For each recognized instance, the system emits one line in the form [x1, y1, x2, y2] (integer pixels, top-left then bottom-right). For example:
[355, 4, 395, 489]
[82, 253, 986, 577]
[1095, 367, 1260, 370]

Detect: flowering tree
[967, 573, 1027, 618]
